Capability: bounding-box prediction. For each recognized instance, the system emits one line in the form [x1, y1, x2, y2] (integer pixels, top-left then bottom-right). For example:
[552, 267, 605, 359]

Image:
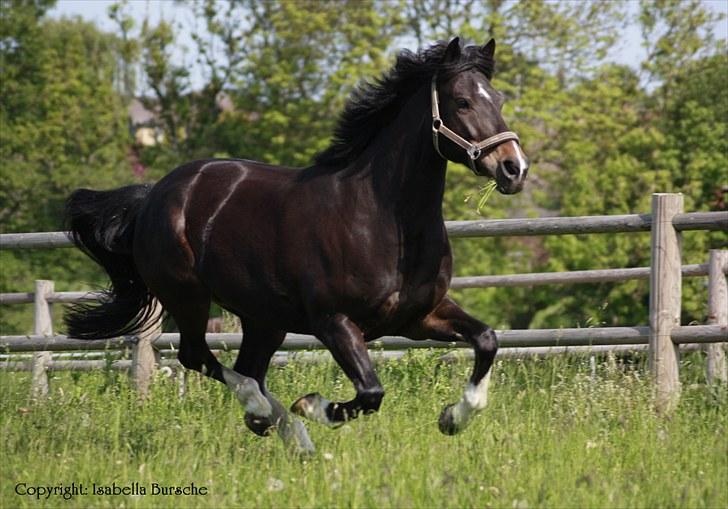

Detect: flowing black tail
[64, 184, 159, 339]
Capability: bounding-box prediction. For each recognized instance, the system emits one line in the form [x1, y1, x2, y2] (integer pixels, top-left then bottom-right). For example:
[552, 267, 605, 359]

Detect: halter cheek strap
[431, 74, 520, 172]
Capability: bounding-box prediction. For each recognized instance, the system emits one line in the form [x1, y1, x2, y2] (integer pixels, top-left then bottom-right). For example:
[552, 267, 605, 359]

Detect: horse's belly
[359, 281, 446, 339]
[198, 251, 312, 332]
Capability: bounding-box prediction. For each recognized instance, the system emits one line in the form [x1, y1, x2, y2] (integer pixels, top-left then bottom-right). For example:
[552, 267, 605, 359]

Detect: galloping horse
[65, 38, 529, 453]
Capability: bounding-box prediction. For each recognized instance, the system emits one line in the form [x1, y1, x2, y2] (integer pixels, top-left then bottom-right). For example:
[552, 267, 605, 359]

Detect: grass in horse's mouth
[476, 180, 498, 215]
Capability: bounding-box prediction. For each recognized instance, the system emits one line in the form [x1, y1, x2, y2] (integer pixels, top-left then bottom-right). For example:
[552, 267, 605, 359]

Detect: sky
[51, 0, 203, 88]
[49, 0, 728, 90]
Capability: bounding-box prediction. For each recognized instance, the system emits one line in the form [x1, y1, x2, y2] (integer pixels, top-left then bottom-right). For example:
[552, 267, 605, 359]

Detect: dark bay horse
[65, 38, 529, 453]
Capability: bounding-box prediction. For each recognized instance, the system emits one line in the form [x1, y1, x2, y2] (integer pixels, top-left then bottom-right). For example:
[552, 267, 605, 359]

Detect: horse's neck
[357, 87, 448, 226]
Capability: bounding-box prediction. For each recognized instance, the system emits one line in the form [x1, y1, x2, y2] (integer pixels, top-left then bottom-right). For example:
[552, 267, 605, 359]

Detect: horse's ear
[482, 38, 496, 59]
[443, 37, 461, 62]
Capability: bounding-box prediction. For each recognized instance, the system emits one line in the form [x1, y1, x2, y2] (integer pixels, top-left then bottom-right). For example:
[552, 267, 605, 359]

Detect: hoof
[244, 412, 274, 437]
[290, 393, 322, 417]
[281, 418, 316, 457]
[438, 403, 462, 436]
[290, 393, 333, 426]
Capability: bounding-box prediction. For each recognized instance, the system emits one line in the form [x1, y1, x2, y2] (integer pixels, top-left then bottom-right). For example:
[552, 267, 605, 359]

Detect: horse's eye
[455, 98, 470, 109]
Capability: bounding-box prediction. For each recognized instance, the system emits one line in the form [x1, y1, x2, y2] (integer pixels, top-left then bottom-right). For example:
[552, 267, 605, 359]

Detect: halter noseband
[431, 74, 520, 172]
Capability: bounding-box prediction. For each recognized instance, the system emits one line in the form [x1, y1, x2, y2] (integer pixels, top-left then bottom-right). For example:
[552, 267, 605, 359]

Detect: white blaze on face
[508, 140, 528, 179]
[476, 83, 492, 103]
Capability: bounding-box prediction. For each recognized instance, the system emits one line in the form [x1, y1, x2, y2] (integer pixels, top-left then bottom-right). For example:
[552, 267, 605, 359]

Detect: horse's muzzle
[495, 155, 529, 194]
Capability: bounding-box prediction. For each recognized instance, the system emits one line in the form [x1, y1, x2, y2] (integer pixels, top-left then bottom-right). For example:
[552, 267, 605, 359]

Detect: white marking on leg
[266, 394, 316, 454]
[222, 367, 272, 417]
[279, 417, 315, 454]
[292, 393, 338, 427]
[463, 371, 492, 410]
[445, 371, 493, 432]
[477, 83, 492, 103]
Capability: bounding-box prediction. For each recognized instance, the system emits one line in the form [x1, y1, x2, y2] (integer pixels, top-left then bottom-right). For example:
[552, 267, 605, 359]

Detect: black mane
[314, 40, 495, 168]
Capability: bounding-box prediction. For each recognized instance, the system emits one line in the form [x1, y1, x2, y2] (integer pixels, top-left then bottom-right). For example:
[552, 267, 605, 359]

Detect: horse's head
[432, 37, 528, 194]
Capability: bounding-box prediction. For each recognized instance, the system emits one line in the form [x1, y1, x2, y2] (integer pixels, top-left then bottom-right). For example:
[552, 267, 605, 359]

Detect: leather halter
[431, 74, 520, 173]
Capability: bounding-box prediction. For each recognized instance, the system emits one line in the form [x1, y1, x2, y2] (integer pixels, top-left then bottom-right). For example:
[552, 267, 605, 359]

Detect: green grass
[2, 351, 726, 508]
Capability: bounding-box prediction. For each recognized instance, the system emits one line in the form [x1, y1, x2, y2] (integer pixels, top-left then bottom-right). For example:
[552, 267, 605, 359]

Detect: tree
[123, 0, 401, 175]
[2, 0, 724, 335]
[0, 3, 132, 332]
[217, 0, 401, 166]
[639, 0, 726, 95]
[653, 53, 728, 321]
[437, 1, 725, 329]
[0, 6, 131, 232]
[402, 0, 628, 328]
[529, 54, 726, 329]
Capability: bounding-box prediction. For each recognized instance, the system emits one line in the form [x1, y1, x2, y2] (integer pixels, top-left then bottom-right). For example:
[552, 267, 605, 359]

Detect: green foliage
[527, 49, 727, 328]
[0, 4, 133, 333]
[1, 354, 726, 507]
[0, 11, 130, 232]
[125, 0, 400, 173]
[1, 0, 725, 334]
[640, 0, 726, 90]
[403, 0, 625, 75]
[217, 0, 400, 166]
[444, 0, 725, 329]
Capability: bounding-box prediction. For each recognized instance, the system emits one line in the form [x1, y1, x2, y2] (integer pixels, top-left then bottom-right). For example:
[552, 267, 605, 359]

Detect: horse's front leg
[404, 296, 497, 435]
[291, 314, 384, 427]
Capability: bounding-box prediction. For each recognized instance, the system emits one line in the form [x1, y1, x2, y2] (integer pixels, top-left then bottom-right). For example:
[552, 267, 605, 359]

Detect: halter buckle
[467, 146, 481, 160]
[432, 118, 442, 133]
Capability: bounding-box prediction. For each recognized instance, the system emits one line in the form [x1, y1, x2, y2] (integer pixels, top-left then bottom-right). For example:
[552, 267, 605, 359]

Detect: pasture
[2, 350, 726, 508]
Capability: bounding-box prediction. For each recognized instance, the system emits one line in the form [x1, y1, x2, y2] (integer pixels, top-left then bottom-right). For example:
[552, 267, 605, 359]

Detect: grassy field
[1, 350, 726, 508]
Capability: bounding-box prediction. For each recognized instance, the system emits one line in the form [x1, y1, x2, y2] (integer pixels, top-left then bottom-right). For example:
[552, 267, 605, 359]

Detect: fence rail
[0, 291, 101, 305]
[446, 211, 726, 237]
[2, 325, 726, 353]
[451, 263, 712, 289]
[0, 262, 714, 303]
[1, 211, 726, 248]
[0, 345, 711, 373]
[1, 194, 726, 408]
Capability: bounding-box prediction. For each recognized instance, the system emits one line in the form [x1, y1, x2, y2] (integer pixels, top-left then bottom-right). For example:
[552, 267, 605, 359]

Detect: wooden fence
[1, 193, 726, 409]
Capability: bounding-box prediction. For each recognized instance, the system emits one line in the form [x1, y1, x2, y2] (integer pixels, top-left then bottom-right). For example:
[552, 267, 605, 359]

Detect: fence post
[30, 280, 53, 400]
[130, 299, 162, 398]
[706, 250, 727, 384]
[649, 193, 683, 413]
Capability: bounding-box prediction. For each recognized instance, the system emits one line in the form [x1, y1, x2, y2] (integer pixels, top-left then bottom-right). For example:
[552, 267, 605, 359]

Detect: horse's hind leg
[233, 322, 314, 454]
[157, 289, 270, 419]
[290, 314, 384, 427]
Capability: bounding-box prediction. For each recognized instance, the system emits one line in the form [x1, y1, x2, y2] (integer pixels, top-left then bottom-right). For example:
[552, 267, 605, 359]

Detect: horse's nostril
[502, 160, 521, 180]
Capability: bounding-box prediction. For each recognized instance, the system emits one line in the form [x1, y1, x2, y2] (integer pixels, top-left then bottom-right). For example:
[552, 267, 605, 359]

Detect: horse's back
[133, 159, 296, 292]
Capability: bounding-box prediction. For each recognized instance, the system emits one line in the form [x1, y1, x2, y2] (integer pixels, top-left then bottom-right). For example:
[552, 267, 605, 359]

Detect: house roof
[128, 98, 156, 126]
[128, 92, 235, 126]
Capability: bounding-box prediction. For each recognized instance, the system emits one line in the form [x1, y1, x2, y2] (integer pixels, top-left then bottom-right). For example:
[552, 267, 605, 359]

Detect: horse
[64, 37, 529, 454]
